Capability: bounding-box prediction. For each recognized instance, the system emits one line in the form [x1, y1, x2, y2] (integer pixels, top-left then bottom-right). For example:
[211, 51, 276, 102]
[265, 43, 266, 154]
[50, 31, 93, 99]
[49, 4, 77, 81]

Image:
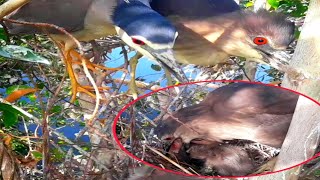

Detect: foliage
[243, 0, 309, 17]
[267, 0, 309, 17]
[0, 45, 51, 64]
[0, 103, 23, 127]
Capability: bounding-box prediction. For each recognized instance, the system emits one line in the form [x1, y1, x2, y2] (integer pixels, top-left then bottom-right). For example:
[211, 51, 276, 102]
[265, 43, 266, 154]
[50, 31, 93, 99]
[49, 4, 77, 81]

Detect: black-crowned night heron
[150, 0, 295, 71]
[155, 83, 299, 149]
[3, 0, 185, 101]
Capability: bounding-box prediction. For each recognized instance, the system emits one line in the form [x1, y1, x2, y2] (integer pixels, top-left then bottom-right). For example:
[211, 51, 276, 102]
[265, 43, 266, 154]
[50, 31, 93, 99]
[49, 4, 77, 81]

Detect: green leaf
[0, 28, 8, 42]
[56, 119, 66, 126]
[11, 140, 29, 156]
[57, 140, 66, 145]
[79, 122, 85, 126]
[2, 110, 18, 127]
[50, 106, 62, 114]
[27, 93, 37, 102]
[245, 1, 254, 7]
[267, 0, 280, 8]
[31, 151, 43, 160]
[36, 82, 45, 89]
[0, 103, 21, 127]
[151, 64, 162, 71]
[0, 45, 51, 65]
[51, 148, 65, 162]
[294, 30, 301, 39]
[82, 146, 90, 151]
[290, 2, 308, 17]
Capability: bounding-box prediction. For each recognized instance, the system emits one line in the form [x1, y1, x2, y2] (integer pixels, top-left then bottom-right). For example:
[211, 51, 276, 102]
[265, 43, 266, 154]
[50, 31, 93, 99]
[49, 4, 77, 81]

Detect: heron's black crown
[113, 0, 177, 45]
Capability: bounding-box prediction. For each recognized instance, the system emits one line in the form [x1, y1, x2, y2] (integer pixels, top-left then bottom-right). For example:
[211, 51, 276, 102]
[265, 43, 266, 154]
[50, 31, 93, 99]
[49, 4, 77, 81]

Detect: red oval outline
[112, 80, 320, 179]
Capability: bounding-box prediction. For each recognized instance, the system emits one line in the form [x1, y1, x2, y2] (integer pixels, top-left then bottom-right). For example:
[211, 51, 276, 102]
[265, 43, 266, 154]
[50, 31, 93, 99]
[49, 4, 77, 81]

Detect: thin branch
[144, 144, 193, 175]
[0, 0, 30, 19]
[2, 18, 83, 53]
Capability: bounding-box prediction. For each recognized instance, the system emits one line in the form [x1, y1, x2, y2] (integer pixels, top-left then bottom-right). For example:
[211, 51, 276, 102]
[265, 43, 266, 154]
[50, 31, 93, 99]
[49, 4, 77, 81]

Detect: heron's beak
[258, 49, 292, 71]
[150, 49, 188, 83]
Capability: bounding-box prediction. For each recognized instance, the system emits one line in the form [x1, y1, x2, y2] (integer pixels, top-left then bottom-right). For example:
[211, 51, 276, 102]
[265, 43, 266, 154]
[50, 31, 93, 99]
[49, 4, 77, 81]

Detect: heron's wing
[5, 0, 94, 34]
[150, 0, 240, 18]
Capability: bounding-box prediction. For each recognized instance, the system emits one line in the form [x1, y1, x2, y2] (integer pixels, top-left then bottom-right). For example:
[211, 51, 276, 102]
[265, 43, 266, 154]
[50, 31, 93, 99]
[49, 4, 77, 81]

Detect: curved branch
[0, 0, 30, 19]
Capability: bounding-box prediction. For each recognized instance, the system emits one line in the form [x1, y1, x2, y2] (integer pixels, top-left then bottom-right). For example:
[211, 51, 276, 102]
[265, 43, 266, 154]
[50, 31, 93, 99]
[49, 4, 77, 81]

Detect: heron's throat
[180, 16, 236, 43]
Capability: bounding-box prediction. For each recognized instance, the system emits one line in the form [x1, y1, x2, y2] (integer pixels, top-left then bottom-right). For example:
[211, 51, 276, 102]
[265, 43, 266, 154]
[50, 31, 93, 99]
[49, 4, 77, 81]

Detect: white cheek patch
[115, 26, 177, 62]
[115, 26, 134, 47]
[130, 35, 175, 50]
[115, 26, 155, 60]
[116, 26, 175, 48]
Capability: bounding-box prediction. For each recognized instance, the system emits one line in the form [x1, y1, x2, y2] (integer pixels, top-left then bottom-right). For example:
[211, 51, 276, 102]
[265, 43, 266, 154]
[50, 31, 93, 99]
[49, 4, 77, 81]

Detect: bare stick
[144, 144, 193, 175]
[0, 0, 30, 19]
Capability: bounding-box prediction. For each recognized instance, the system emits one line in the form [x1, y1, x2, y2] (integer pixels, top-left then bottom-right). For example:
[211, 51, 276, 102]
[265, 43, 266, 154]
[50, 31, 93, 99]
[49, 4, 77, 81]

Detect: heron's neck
[175, 12, 264, 60]
[177, 12, 242, 43]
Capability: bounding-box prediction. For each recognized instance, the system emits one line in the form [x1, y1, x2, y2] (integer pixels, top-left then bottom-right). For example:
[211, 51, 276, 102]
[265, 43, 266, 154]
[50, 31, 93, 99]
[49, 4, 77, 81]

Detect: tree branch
[252, 0, 320, 179]
[0, 0, 30, 19]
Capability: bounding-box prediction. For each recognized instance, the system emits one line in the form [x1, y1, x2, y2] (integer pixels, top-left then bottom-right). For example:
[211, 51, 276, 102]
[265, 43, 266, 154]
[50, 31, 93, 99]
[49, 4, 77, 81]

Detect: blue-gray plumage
[150, 0, 295, 71]
[113, 0, 188, 82]
[150, 0, 240, 18]
[113, 1, 177, 44]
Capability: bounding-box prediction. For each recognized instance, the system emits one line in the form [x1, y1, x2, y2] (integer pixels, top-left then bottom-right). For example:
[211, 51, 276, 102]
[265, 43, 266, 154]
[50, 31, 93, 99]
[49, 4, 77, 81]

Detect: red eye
[253, 37, 268, 45]
[132, 38, 145, 45]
